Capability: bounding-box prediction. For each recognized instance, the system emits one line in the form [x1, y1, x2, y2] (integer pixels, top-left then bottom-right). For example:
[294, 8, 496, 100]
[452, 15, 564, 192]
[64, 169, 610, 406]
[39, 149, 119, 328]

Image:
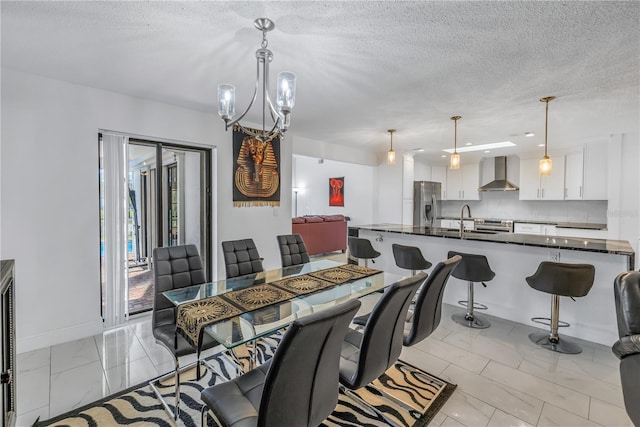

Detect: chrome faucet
[460, 204, 472, 237]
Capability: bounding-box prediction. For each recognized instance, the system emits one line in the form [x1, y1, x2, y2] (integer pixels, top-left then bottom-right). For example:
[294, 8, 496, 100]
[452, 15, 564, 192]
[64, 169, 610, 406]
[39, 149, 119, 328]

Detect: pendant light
[539, 96, 555, 176]
[387, 129, 396, 165]
[449, 116, 461, 169]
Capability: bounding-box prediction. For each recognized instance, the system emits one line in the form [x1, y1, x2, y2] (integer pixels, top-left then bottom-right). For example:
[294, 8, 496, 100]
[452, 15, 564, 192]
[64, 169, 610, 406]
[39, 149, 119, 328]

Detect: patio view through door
[99, 133, 212, 326]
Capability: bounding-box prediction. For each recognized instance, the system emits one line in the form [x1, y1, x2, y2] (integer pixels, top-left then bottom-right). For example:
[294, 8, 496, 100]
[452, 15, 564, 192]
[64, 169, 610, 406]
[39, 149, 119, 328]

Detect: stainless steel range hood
[478, 156, 519, 191]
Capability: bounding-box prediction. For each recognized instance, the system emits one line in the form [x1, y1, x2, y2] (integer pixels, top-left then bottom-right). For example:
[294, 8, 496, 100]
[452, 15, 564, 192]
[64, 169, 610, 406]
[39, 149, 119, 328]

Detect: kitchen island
[349, 224, 635, 346]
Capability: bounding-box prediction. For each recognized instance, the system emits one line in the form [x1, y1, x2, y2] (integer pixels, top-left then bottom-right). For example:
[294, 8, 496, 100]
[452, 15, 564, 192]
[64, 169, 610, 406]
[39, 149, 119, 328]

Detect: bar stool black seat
[526, 261, 595, 354]
[348, 237, 380, 268]
[448, 250, 495, 329]
[392, 243, 432, 276]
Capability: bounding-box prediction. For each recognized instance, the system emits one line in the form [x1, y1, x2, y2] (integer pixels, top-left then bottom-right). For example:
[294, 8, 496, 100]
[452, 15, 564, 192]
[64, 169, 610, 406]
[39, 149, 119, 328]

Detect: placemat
[176, 264, 381, 347]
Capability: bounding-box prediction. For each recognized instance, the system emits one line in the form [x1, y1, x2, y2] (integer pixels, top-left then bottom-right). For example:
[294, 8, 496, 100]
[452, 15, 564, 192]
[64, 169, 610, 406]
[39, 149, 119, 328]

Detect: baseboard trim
[17, 319, 103, 354]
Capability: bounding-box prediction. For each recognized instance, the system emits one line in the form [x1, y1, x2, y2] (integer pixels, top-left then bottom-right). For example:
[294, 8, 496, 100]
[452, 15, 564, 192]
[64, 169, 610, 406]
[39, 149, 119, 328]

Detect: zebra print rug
[38, 335, 455, 426]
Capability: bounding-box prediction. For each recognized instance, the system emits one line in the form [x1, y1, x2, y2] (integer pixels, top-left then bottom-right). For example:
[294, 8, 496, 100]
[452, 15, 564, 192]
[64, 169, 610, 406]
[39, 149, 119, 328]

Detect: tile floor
[16, 262, 634, 427]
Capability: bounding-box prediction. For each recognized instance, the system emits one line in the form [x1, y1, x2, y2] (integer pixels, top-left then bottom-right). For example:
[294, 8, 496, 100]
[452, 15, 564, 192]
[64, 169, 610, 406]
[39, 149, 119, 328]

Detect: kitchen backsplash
[440, 191, 608, 224]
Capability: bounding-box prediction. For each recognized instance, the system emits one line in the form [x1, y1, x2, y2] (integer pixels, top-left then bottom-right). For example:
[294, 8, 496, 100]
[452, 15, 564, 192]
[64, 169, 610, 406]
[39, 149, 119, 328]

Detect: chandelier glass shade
[217, 18, 296, 142]
[387, 129, 396, 165]
[539, 96, 555, 176]
[449, 116, 461, 170]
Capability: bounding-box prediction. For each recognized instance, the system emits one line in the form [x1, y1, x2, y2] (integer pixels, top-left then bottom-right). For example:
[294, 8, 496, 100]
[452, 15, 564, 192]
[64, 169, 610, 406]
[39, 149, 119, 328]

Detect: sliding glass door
[99, 133, 212, 325]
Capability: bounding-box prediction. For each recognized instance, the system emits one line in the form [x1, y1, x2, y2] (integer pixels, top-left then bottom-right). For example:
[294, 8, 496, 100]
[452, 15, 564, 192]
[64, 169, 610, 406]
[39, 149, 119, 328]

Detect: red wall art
[329, 177, 344, 207]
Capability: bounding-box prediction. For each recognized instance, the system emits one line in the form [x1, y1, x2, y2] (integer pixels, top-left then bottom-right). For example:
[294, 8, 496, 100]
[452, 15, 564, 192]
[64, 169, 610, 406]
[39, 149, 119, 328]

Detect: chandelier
[217, 18, 297, 142]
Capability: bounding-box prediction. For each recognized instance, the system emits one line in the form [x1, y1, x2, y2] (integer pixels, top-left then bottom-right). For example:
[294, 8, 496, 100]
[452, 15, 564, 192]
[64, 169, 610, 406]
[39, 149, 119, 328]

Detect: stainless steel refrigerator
[413, 181, 441, 227]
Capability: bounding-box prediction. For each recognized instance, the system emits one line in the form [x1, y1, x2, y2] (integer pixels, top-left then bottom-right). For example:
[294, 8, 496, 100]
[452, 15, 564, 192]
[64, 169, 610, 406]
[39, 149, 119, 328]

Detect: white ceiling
[2, 1, 638, 164]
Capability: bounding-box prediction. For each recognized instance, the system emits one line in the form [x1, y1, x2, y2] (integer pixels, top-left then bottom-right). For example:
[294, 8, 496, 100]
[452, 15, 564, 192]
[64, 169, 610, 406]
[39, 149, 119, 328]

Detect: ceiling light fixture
[524, 131, 535, 137]
[450, 116, 461, 170]
[217, 18, 296, 142]
[442, 141, 516, 153]
[387, 129, 396, 165]
[539, 96, 555, 176]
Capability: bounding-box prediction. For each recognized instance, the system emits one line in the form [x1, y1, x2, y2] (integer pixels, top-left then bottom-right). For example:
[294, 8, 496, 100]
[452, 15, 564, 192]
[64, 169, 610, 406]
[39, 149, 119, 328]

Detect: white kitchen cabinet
[402, 156, 414, 199]
[519, 156, 565, 200]
[555, 227, 608, 240]
[564, 150, 584, 200]
[583, 142, 608, 200]
[514, 222, 556, 235]
[446, 164, 480, 200]
[431, 166, 448, 200]
[440, 219, 474, 230]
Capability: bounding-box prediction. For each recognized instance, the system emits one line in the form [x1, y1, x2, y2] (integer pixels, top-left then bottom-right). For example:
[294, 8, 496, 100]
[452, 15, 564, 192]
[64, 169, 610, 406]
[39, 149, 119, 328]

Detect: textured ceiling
[2, 1, 638, 163]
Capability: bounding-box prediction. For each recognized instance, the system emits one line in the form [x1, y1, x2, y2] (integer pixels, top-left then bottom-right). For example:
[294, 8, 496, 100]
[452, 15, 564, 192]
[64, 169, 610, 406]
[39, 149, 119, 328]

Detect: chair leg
[529, 294, 582, 354]
[451, 281, 490, 329]
[149, 357, 180, 420]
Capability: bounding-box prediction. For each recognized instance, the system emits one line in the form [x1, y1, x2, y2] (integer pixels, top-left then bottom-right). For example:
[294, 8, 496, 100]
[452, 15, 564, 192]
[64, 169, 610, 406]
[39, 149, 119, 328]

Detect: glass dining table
[162, 259, 402, 371]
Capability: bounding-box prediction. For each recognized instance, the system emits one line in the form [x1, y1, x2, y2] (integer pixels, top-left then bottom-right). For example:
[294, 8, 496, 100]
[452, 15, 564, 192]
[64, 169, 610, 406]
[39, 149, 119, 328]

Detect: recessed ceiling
[2, 1, 638, 164]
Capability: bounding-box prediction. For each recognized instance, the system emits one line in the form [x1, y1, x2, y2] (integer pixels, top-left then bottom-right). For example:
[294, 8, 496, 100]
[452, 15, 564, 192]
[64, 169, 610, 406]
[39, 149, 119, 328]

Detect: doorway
[99, 134, 212, 324]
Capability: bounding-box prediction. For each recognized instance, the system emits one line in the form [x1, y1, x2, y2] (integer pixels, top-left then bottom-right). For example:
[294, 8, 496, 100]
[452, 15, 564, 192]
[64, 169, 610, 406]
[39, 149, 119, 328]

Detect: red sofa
[292, 215, 347, 256]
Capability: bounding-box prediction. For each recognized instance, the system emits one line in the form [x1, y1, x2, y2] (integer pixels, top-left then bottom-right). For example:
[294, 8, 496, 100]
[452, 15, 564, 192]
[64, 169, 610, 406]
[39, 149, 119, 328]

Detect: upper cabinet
[446, 163, 480, 200]
[431, 166, 448, 200]
[519, 142, 608, 201]
[519, 156, 565, 200]
[564, 150, 584, 200]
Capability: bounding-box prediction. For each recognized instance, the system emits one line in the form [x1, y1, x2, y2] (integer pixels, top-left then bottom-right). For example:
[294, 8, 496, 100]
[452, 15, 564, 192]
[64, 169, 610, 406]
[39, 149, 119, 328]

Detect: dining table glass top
[162, 259, 402, 350]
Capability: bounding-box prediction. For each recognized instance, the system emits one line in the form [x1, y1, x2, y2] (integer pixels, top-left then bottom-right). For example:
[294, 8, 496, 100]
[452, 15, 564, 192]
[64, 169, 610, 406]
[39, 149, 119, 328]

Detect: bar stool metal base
[452, 312, 490, 329]
[528, 331, 582, 354]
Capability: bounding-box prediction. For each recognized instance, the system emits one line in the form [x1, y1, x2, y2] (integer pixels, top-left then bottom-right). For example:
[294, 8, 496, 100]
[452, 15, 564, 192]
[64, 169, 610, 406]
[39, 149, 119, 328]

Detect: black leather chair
[526, 261, 595, 354]
[150, 244, 219, 420]
[612, 271, 640, 425]
[222, 238, 264, 278]
[277, 233, 310, 267]
[348, 237, 380, 268]
[338, 273, 424, 413]
[200, 299, 362, 427]
[392, 243, 432, 276]
[448, 250, 495, 329]
[404, 255, 462, 346]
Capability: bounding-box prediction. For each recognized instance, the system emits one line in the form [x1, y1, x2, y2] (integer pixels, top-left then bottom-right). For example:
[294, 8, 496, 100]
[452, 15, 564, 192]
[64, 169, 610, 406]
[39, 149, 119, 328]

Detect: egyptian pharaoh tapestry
[233, 125, 281, 207]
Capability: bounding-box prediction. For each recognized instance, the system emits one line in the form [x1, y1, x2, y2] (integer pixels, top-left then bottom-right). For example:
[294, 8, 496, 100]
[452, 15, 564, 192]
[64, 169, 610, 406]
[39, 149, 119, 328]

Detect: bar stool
[392, 243, 432, 276]
[527, 261, 595, 354]
[448, 250, 495, 329]
[348, 237, 380, 268]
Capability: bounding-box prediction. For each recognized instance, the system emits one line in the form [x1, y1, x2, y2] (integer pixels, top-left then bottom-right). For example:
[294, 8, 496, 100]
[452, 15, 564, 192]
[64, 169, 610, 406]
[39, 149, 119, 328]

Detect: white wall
[1, 69, 292, 352]
[292, 155, 374, 226]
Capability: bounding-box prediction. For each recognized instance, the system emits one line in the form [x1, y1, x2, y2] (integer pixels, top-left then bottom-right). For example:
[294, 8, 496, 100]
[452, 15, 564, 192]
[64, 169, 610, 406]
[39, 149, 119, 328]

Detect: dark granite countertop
[438, 217, 607, 230]
[350, 223, 634, 257]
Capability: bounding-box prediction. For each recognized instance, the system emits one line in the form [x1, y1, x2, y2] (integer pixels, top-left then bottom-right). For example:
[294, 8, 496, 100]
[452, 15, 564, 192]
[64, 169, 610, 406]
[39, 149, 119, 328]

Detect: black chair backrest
[277, 234, 310, 267]
[152, 244, 205, 329]
[404, 255, 462, 346]
[526, 261, 595, 297]
[259, 299, 361, 427]
[614, 271, 640, 339]
[348, 273, 423, 389]
[393, 243, 432, 271]
[447, 250, 495, 282]
[222, 238, 264, 278]
[348, 237, 380, 260]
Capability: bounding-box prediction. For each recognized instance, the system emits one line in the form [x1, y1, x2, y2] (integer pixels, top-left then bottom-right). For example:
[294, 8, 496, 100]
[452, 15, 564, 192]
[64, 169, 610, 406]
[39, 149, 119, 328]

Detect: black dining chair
[403, 255, 462, 346]
[338, 273, 424, 418]
[222, 238, 264, 278]
[612, 271, 640, 426]
[200, 299, 362, 427]
[276, 233, 310, 267]
[150, 244, 219, 420]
